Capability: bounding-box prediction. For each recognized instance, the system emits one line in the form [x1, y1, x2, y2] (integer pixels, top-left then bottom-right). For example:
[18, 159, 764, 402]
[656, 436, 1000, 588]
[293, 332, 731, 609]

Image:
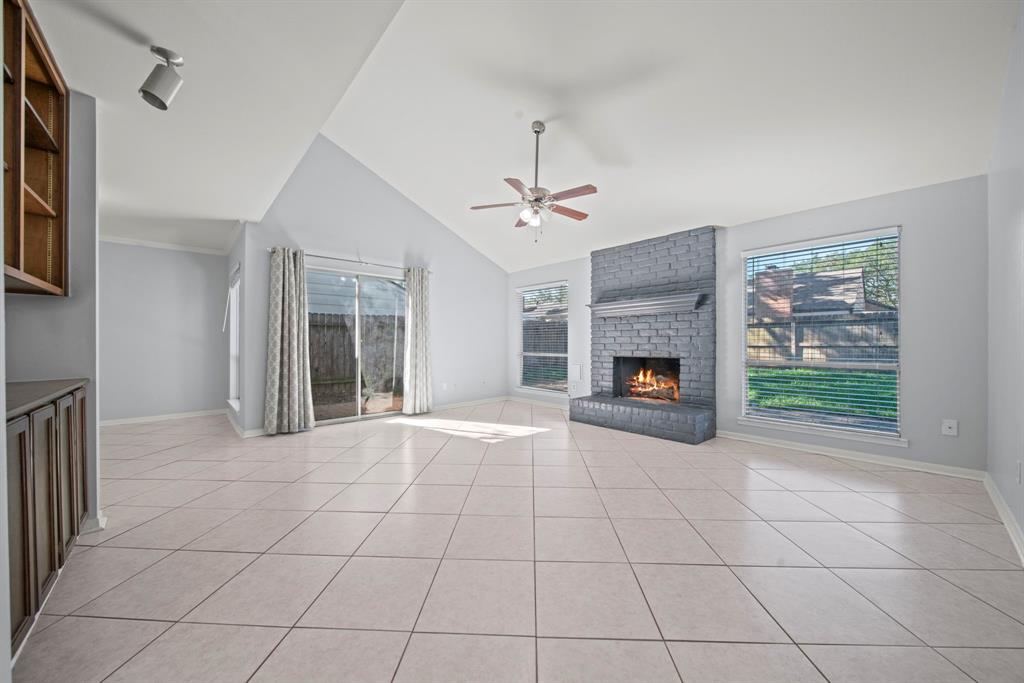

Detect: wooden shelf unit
[3, 0, 68, 296]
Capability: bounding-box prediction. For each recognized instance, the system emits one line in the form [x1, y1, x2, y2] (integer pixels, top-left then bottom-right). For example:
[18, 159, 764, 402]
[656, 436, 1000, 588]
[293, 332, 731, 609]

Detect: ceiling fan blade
[514, 218, 527, 228]
[470, 202, 519, 210]
[549, 184, 597, 201]
[550, 204, 589, 221]
[505, 177, 531, 197]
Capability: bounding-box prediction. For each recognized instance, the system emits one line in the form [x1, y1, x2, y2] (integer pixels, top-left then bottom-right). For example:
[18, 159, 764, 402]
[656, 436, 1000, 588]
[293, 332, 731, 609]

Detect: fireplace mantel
[588, 292, 707, 317]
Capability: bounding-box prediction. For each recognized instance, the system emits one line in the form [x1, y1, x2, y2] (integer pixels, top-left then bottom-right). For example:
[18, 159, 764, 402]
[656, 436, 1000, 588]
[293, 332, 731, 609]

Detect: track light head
[140, 45, 183, 111]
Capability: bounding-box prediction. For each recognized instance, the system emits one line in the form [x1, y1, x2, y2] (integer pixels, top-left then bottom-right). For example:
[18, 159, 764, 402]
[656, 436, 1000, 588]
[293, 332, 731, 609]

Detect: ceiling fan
[470, 120, 597, 236]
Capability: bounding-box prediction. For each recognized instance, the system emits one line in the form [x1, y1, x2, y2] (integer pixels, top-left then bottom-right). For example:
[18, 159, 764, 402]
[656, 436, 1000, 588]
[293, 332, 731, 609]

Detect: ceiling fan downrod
[532, 120, 545, 190]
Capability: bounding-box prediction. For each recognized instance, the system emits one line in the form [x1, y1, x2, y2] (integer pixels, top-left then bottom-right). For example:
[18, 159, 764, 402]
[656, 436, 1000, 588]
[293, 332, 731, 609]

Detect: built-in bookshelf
[4, 0, 68, 295]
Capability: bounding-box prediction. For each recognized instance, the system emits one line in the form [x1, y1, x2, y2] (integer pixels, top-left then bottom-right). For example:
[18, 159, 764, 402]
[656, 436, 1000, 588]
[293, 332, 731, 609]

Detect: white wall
[97, 241, 228, 420]
[238, 135, 509, 432]
[5, 92, 101, 526]
[988, 1, 1024, 527]
[507, 258, 591, 406]
[718, 176, 989, 471]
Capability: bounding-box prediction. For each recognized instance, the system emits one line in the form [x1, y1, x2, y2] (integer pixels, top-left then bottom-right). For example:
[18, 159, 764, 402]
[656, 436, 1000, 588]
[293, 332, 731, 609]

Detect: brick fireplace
[569, 226, 717, 444]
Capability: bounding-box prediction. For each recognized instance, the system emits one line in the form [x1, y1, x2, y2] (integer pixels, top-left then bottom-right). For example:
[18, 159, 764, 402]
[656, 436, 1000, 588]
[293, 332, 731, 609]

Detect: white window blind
[743, 230, 900, 435]
[520, 282, 569, 393]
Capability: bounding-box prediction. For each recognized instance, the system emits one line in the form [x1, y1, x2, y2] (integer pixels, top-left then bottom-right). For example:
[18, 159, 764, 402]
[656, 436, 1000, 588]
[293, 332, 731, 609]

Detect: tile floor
[12, 400, 1024, 682]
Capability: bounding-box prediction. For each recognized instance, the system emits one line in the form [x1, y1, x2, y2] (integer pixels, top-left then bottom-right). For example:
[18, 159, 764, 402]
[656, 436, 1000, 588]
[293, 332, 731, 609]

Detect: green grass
[747, 367, 897, 421]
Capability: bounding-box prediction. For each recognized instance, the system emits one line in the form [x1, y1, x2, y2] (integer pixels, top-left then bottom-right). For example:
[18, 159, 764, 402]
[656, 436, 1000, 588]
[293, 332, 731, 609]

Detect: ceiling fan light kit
[470, 120, 597, 242]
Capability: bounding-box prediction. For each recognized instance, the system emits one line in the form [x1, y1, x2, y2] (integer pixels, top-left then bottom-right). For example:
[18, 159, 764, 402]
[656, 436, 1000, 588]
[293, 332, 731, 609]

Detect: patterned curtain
[403, 267, 432, 414]
[264, 247, 315, 434]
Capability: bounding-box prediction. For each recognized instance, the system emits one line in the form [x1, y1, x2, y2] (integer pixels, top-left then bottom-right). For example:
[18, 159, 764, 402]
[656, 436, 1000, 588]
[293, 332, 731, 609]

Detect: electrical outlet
[941, 419, 958, 437]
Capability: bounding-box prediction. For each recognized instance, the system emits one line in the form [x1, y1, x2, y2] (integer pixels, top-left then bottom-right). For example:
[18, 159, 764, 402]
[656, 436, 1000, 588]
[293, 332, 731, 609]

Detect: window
[519, 282, 569, 393]
[226, 267, 241, 411]
[743, 229, 900, 435]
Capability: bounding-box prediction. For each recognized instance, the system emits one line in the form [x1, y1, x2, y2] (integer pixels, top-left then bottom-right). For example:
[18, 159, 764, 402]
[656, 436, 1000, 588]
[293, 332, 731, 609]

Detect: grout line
[388, 401, 497, 682]
[37, 407, 1016, 683]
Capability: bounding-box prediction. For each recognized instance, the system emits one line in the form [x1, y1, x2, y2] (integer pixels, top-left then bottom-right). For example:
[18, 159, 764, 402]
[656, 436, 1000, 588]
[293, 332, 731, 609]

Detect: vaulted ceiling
[31, 0, 401, 251]
[322, 0, 1018, 271]
[31, 1, 1018, 268]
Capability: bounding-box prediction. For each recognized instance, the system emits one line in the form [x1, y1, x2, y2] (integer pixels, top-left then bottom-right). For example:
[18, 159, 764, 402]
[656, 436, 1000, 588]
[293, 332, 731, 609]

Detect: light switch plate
[941, 419, 958, 437]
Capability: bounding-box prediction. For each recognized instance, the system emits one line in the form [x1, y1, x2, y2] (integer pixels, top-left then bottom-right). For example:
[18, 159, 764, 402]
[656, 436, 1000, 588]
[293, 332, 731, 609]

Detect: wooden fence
[308, 312, 405, 418]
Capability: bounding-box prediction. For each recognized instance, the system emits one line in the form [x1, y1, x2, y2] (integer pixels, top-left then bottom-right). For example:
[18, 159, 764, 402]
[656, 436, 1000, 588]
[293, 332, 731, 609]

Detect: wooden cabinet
[5, 379, 87, 653]
[28, 404, 57, 602]
[6, 416, 32, 651]
[55, 393, 76, 561]
[73, 387, 87, 526]
[3, 0, 69, 296]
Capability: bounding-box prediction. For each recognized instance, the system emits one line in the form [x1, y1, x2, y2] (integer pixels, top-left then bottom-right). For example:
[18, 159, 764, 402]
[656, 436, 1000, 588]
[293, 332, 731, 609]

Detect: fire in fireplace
[613, 357, 680, 402]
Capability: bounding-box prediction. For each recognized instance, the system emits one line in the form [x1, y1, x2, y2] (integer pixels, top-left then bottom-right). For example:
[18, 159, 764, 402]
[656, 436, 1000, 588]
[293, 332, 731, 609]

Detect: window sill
[737, 415, 908, 448]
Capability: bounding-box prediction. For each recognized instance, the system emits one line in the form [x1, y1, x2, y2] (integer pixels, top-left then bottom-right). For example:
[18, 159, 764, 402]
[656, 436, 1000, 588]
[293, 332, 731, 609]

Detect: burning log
[627, 368, 679, 401]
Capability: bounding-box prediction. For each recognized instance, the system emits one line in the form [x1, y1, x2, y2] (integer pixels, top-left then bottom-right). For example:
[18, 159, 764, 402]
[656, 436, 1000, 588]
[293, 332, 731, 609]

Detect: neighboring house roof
[793, 269, 865, 314]
[752, 266, 894, 319]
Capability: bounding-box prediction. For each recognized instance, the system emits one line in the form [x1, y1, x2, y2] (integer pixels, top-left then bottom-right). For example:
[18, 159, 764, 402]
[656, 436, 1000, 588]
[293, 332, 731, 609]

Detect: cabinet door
[73, 388, 87, 524]
[29, 404, 58, 602]
[6, 416, 35, 651]
[55, 394, 76, 562]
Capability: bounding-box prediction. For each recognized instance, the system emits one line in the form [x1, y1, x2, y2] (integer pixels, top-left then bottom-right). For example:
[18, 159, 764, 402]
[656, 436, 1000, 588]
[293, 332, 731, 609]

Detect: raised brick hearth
[570, 226, 717, 444]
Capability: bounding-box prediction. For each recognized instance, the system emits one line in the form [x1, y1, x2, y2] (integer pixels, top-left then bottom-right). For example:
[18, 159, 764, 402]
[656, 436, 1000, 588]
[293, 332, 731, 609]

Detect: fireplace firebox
[613, 357, 680, 402]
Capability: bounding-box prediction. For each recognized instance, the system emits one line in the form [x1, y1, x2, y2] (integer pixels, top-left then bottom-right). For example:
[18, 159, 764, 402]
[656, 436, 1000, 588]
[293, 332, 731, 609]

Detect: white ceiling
[32, 0, 401, 252]
[322, 0, 1018, 272]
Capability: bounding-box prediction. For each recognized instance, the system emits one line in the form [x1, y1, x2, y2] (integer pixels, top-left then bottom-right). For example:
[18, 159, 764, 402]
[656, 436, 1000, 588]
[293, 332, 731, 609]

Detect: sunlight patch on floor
[386, 417, 548, 443]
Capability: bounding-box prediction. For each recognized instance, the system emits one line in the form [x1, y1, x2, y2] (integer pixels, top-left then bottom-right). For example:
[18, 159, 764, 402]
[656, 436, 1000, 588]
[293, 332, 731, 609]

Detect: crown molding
[99, 235, 230, 256]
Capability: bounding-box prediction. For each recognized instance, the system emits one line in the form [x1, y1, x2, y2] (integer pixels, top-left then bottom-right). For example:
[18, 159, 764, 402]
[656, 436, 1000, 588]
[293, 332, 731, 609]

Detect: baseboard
[432, 395, 512, 411]
[983, 474, 1024, 566]
[507, 388, 570, 409]
[716, 429, 985, 481]
[226, 408, 244, 438]
[435, 394, 572, 411]
[79, 513, 107, 534]
[100, 408, 227, 426]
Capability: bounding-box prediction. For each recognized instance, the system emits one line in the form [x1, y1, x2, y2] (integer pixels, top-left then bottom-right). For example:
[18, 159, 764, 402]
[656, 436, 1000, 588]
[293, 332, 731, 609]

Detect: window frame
[740, 226, 904, 441]
[517, 280, 570, 395]
[227, 273, 241, 412]
[305, 264, 407, 426]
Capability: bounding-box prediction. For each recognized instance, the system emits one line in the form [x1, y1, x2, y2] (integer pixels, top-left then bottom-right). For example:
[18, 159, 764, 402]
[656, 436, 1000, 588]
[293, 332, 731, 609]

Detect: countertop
[7, 378, 88, 419]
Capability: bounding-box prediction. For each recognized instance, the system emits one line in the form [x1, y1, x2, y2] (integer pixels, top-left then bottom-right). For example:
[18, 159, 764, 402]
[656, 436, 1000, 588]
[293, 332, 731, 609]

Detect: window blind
[520, 282, 569, 393]
[743, 231, 900, 435]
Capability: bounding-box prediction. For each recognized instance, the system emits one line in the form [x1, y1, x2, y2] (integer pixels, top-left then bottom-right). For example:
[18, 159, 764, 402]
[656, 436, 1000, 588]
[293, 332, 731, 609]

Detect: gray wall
[98, 241, 228, 420]
[988, 1, 1024, 527]
[507, 257, 591, 405]
[718, 175, 989, 471]
[239, 135, 508, 432]
[5, 91, 100, 525]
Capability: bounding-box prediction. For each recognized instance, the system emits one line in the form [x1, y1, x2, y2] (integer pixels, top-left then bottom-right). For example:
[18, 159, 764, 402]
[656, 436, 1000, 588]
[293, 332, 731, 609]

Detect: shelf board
[3, 64, 12, 84]
[4, 265, 62, 295]
[24, 98, 58, 153]
[23, 183, 56, 218]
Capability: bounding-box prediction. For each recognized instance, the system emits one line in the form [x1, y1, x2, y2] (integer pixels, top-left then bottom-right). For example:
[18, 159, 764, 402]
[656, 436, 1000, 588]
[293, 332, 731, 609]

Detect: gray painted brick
[575, 225, 718, 444]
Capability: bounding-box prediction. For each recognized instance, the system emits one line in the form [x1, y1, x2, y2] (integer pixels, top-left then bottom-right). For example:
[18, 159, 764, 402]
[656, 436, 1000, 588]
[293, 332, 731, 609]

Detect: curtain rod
[265, 248, 430, 273]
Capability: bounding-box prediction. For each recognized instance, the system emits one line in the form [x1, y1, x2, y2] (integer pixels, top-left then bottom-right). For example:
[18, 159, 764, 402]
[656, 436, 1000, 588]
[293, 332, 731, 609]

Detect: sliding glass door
[306, 268, 406, 422]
